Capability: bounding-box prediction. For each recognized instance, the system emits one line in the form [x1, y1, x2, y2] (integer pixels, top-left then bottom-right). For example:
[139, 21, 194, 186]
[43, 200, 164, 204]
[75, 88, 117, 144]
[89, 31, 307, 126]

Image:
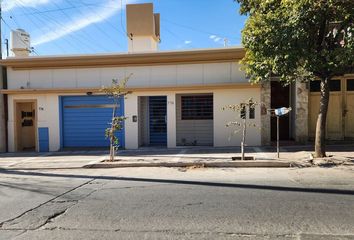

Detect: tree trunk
[109, 105, 117, 161]
[314, 77, 330, 158]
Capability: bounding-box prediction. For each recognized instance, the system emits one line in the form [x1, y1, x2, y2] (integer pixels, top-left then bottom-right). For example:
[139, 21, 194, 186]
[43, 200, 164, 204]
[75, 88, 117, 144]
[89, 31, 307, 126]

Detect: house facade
[0, 3, 353, 152]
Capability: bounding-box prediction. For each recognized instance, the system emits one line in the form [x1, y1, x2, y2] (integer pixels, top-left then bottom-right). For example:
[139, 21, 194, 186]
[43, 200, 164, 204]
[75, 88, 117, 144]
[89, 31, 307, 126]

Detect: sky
[1, 0, 247, 56]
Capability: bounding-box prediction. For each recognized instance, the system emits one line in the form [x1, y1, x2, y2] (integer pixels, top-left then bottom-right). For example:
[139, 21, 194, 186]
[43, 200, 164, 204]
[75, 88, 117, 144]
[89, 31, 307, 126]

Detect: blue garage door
[61, 96, 124, 148]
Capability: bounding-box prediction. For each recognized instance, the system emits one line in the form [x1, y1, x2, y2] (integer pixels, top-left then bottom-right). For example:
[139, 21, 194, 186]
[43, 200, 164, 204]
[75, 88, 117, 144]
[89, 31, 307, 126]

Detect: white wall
[214, 88, 262, 147]
[7, 87, 261, 152]
[7, 62, 246, 89]
[124, 87, 261, 149]
[7, 94, 61, 152]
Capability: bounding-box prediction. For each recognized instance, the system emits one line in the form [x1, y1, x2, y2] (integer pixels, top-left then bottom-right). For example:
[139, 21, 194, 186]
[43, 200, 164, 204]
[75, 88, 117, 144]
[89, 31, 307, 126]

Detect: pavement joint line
[253, 147, 270, 159]
[87, 156, 107, 166]
[6, 153, 52, 168]
[0, 178, 95, 228]
[171, 149, 188, 162]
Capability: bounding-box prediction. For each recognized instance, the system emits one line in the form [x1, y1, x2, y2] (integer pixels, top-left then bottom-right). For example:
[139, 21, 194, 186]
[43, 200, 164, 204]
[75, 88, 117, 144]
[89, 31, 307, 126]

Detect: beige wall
[125, 87, 261, 149]
[7, 94, 61, 152]
[7, 62, 246, 89]
[176, 94, 213, 146]
[7, 86, 261, 152]
[213, 88, 262, 147]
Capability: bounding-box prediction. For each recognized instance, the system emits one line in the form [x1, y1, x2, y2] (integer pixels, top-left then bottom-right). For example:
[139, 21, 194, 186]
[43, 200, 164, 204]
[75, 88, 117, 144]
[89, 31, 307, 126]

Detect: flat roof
[0, 47, 245, 70]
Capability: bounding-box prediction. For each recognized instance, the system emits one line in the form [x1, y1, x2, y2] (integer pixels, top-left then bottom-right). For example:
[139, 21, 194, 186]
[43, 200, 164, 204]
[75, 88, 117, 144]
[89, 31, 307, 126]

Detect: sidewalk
[0, 145, 353, 170]
[84, 145, 354, 169]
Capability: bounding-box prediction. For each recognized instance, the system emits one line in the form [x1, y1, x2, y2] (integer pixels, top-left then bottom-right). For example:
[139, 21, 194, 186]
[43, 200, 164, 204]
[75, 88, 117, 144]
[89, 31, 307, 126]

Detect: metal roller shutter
[61, 96, 124, 148]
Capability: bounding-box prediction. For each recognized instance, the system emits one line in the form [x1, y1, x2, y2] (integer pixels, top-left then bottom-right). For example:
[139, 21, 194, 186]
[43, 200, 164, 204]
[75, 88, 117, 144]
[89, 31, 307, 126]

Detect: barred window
[181, 95, 213, 120]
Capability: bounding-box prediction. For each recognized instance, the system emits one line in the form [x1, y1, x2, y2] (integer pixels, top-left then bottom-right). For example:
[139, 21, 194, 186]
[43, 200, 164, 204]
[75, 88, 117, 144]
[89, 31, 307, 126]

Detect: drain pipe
[0, 2, 8, 152]
[0, 65, 7, 152]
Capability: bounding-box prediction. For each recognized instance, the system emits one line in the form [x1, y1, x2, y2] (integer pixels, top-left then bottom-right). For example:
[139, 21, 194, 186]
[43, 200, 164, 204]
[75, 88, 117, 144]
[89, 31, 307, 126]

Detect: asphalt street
[0, 166, 353, 240]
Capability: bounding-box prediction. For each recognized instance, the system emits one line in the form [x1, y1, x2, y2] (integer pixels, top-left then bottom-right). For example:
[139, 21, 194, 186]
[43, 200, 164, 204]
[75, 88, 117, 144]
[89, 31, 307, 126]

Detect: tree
[235, 0, 354, 157]
[224, 98, 260, 160]
[101, 76, 131, 161]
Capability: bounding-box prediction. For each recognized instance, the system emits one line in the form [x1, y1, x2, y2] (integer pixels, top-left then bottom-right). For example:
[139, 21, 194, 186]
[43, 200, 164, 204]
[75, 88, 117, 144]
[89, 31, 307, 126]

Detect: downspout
[2, 66, 8, 152]
[0, 65, 7, 152]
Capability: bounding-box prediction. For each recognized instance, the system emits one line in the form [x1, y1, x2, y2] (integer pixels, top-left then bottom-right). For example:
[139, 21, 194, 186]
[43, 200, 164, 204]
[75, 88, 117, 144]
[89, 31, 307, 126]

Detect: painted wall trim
[1, 83, 260, 95]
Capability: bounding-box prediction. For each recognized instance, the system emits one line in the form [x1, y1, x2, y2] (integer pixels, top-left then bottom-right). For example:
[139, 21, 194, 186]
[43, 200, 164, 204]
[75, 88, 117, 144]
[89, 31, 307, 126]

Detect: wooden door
[345, 79, 354, 138]
[16, 102, 36, 151]
[308, 95, 320, 139]
[326, 92, 343, 140]
[308, 79, 343, 140]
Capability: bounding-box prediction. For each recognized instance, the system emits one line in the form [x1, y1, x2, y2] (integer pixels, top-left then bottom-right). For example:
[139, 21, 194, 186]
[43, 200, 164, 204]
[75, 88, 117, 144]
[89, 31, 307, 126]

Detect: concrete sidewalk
[84, 147, 313, 168]
[0, 145, 353, 170]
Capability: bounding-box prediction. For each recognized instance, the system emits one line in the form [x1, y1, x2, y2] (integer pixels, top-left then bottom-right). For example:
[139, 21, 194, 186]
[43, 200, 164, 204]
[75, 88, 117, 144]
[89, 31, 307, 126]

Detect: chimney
[126, 3, 160, 53]
[10, 29, 31, 57]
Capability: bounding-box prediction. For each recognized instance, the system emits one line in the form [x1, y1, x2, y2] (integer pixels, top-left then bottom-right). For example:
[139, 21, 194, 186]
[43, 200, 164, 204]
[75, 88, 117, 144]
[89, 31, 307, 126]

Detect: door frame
[344, 77, 354, 139]
[270, 80, 292, 141]
[148, 96, 167, 146]
[14, 99, 38, 152]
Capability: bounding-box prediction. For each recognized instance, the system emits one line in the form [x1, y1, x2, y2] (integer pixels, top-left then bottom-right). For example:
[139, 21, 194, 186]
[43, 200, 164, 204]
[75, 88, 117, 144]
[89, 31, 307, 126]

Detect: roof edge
[0, 47, 245, 70]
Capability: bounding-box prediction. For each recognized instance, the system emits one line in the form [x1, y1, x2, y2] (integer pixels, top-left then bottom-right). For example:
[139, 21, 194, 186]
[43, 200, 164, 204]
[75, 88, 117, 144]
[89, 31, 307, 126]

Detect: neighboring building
[0, 3, 353, 152]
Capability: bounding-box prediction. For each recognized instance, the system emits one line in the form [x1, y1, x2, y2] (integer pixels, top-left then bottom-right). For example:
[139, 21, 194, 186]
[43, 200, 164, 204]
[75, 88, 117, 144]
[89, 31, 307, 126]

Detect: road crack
[0, 178, 95, 230]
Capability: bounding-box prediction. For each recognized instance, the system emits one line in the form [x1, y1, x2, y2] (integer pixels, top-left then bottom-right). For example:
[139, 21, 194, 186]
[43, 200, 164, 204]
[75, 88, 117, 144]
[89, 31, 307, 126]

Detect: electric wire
[16, 0, 107, 53]
[65, 0, 124, 50]
[49, 0, 112, 52]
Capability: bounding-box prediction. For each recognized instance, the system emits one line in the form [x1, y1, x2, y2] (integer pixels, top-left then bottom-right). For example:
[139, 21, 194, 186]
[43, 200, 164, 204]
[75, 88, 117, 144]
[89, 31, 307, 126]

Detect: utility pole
[0, 0, 7, 152]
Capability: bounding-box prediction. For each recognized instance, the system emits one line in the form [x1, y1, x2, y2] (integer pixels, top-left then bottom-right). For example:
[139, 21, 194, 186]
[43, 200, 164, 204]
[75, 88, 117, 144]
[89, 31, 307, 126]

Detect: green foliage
[104, 116, 126, 147]
[101, 76, 131, 149]
[236, 0, 354, 83]
[223, 98, 260, 135]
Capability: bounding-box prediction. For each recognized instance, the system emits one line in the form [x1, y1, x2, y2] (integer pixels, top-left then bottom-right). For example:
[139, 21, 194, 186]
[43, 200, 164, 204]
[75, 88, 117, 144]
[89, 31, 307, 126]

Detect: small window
[240, 104, 246, 119]
[310, 79, 341, 92]
[330, 80, 341, 91]
[249, 103, 255, 119]
[181, 95, 213, 120]
[347, 79, 354, 91]
[310, 81, 321, 92]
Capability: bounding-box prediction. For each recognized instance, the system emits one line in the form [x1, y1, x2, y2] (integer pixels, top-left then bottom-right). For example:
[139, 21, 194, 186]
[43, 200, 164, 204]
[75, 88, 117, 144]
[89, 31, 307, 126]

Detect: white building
[0, 3, 352, 152]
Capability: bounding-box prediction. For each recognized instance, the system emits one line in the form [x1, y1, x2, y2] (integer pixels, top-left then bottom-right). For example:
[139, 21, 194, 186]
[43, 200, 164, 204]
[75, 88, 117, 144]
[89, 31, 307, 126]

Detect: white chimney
[126, 3, 160, 53]
[10, 29, 31, 57]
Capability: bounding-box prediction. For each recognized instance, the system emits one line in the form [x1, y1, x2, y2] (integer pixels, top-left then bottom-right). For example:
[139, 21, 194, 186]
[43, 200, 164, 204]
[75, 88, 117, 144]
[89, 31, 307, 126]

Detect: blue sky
[1, 0, 246, 56]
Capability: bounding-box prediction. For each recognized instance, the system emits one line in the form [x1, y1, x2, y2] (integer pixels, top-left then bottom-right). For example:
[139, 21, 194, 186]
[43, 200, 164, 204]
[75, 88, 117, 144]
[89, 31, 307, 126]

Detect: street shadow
[0, 169, 353, 196]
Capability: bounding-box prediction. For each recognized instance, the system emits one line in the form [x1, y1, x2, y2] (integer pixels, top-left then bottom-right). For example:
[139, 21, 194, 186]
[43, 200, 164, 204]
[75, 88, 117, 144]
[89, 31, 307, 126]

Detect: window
[240, 104, 246, 119]
[310, 81, 321, 92]
[249, 103, 255, 119]
[310, 79, 341, 92]
[330, 80, 341, 91]
[347, 79, 354, 91]
[181, 95, 213, 120]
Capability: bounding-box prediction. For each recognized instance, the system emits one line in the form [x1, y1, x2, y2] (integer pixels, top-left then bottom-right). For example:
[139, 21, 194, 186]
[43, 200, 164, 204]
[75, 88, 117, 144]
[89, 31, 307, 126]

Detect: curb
[84, 160, 295, 169]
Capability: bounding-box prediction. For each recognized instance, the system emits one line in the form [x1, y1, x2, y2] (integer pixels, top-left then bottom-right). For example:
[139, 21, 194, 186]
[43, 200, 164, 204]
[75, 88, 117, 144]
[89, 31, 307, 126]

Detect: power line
[50, 0, 113, 52]
[65, 0, 124, 50]
[162, 18, 241, 41]
[15, 0, 108, 53]
[162, 26, 196, 49]
[15, 0, 73, 54]
[1, 16, 40, 56]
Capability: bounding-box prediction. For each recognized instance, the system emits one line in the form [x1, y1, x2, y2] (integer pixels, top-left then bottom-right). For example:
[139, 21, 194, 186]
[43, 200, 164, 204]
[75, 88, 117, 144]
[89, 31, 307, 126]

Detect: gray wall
[176, 94, 213, 146]
[138, 96, 149, 146]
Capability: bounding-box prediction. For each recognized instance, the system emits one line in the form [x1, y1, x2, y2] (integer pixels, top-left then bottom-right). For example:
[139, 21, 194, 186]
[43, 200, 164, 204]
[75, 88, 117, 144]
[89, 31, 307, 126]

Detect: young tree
[235, 0, 354, 157]
[224, 98, 260, 160]
[101, 77, 131, 161]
